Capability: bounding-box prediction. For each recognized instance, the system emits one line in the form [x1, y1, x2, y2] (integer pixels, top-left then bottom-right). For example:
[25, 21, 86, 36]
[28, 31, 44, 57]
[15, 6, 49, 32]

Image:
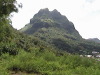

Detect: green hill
[20, 8, 100, 55]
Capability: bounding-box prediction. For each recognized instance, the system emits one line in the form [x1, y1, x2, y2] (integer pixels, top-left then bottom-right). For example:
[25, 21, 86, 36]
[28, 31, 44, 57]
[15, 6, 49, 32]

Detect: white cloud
[11, 0, 100, 39]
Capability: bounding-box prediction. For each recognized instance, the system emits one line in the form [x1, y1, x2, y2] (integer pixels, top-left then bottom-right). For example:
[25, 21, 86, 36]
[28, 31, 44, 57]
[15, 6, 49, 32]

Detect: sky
[11, 0, 100, 39]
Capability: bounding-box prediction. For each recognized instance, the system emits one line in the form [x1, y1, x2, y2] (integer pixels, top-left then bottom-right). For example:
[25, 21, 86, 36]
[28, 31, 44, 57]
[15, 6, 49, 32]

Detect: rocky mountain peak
[38, 8, 50, 15]
[21, 8, 82, 38]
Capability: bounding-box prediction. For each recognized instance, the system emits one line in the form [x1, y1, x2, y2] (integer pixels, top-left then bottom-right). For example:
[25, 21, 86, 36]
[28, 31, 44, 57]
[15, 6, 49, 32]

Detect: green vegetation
[0, 49, 100, 75]
[0, 0, 19, 17]
[0, 1, 100, 75]
[0, 0, 19, 55]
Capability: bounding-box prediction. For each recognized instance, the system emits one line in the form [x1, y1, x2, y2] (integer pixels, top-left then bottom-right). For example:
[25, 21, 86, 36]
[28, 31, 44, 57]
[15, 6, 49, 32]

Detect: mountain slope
[20, 8, 100, 54]
[87, 38, 100, 43]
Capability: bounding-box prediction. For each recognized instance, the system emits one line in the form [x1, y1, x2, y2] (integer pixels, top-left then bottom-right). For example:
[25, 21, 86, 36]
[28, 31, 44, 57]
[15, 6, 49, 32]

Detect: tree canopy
[0, 0, 21, 18]
[0, 0, 21, 42]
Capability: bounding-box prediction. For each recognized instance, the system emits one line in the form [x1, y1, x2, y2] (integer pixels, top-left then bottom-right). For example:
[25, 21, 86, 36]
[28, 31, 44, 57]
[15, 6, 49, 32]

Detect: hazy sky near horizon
[11, 0, 100, 39]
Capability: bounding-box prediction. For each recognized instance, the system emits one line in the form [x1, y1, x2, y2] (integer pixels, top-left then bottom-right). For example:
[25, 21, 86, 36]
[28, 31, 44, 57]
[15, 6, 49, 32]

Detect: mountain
[87, 38, 100, 43]
[20, 8, 100, 54]
[21, 8, 81, 38]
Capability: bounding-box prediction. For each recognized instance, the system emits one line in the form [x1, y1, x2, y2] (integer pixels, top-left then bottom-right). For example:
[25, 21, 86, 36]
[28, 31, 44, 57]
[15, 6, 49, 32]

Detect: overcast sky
[11, 0, 100, 39]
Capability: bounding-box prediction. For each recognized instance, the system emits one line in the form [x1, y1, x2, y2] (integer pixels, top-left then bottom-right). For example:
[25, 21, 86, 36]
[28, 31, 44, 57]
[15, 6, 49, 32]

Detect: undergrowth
[0, 47, 100, 75]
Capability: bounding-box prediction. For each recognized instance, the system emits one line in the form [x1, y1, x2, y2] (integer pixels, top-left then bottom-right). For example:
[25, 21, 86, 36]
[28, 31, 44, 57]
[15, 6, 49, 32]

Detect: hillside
[20, 8, 100, 55]
[87, 38, 100, 43]
[0, 2, 100, 75]
[0, 21, 100, 75]
[0, 19, 44, 55]
[0, 24, 100, 75]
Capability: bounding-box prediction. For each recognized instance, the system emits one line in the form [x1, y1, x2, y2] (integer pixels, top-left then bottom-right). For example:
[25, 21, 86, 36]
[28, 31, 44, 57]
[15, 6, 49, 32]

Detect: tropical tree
[0, 0, 20, 18]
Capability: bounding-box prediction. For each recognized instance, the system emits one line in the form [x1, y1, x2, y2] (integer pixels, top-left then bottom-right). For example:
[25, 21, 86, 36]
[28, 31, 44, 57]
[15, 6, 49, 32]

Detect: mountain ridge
[87, 38, 100, 43]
